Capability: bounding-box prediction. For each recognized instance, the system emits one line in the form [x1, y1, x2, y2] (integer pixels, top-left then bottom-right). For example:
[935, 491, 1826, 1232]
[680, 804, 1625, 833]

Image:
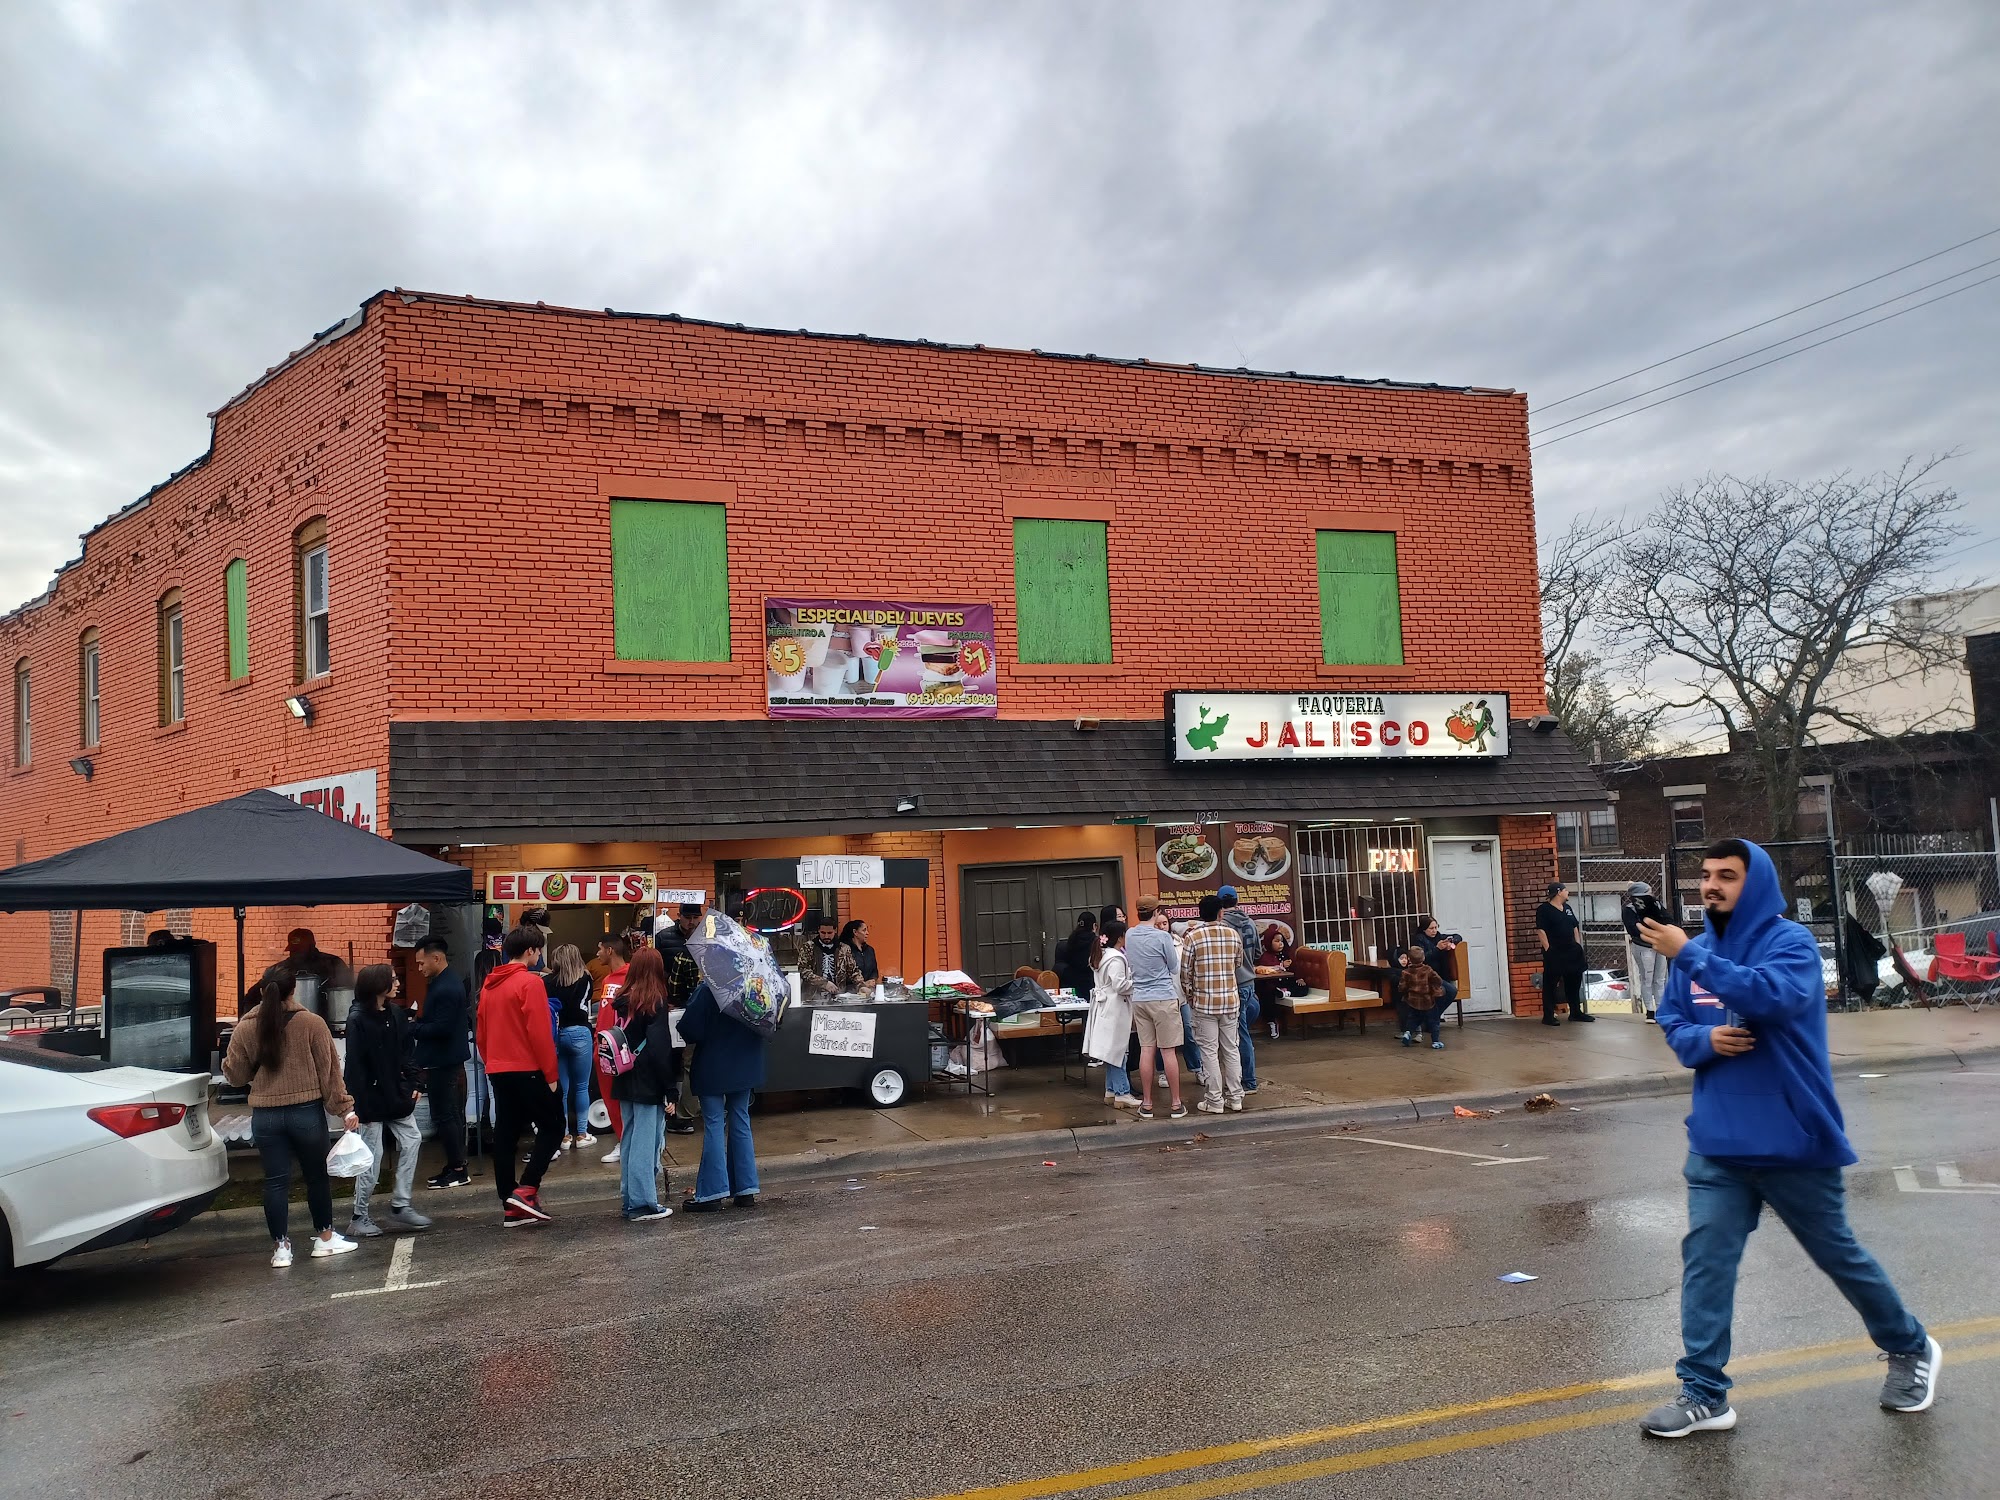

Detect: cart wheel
[866, 1068, 908, 1108]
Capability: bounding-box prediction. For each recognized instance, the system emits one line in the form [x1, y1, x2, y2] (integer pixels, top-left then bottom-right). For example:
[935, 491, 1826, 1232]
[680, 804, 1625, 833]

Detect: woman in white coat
[1084, 919, 1139, 1108]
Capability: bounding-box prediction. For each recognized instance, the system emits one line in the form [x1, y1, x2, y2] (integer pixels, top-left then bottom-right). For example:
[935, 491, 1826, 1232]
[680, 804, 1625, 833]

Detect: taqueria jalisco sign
[1169, 692, 1511, 761]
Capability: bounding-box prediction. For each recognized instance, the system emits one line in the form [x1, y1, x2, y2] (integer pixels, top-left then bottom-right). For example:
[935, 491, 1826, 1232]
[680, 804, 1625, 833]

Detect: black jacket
[546, 974, 594, 1030]
[653, 927, 705, 1007]
[846, 940, 880, 983]
[1416, 930, 1459, 983]
[411, 969, 471, 1070]
[1621, 894, 1670, 947]
[610, 1004, 685, 1107]
[343, 1003, 421, 1122]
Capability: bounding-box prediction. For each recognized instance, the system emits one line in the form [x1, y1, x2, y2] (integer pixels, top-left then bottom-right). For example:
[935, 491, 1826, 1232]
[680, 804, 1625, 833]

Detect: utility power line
[1530, 254, 2000, 440]
[1533, 227, 2000, 413]
[1530, 270, 2000, 451]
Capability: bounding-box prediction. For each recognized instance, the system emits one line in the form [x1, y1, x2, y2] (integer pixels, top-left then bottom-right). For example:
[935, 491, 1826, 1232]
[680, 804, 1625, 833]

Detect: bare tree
[1604, 456, 1968, 839]
[1540, 514, 1664, 760]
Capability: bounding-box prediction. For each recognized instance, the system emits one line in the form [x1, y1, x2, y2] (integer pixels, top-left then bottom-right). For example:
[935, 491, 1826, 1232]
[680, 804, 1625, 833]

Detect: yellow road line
[931, 1315, 2000, 1500]
[1115, 1340, 2000, 1500]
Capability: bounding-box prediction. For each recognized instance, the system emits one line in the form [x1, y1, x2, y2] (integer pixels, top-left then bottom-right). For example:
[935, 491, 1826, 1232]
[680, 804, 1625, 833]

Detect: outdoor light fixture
[1073, 717, 1101, 732]
[68, 756, 93, 781]
[1527, 714, 1559, 735]
[284, 694, 315, 726]
[895, 795, 921, 814]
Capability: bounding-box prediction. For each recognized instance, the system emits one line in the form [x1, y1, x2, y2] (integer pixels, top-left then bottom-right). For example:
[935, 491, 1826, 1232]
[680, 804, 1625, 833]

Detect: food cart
[737, 855, 936, 1107]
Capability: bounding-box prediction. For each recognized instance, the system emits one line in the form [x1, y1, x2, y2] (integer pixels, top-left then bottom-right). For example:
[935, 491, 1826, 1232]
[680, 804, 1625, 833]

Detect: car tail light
[88, 1102, 189, 1138]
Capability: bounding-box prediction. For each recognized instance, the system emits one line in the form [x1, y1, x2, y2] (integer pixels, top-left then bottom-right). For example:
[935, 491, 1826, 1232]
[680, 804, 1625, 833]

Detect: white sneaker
[1196, 1100, 1226, 1115]
[310, 1231, 358, 1258]
[574, 1131, 596, 1147]
[1112, 1093, 1142, 1109]
[270, 1238, 293, 1268]
[1103, 1091, 1119, 1104]
[601, 1144, 621, 1164]
[1228, 1098, 1245, 1112]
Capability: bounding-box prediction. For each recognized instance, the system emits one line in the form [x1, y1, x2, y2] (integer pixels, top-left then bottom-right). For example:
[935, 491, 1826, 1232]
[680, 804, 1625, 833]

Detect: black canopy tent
[0, 789, 474, 1018]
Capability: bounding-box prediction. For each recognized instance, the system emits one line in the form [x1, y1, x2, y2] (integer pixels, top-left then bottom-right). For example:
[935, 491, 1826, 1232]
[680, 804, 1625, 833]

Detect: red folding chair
[1933, 933, 2000, 1010]
[1890, 944, 1936, 1008]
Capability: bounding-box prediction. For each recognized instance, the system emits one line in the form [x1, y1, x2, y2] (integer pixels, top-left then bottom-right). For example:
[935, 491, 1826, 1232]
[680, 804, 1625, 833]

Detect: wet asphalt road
[3, 1067, 1997, 1500]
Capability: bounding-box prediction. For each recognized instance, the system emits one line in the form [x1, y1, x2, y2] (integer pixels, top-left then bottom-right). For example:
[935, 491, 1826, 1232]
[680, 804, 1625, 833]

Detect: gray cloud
[3, 0, 1995, 613]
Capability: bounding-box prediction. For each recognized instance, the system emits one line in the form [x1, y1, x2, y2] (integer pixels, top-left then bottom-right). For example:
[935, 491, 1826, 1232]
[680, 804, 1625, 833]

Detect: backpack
[596, 1022, 643, 1076]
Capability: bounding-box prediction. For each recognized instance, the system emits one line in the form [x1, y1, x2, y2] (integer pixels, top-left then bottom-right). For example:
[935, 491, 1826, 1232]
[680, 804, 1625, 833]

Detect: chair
[1890, 945, 1936, 1008]
[1013, 965, 1039, 980]
[1037, 970, 1061, 991]
[1932, 932, 2000, 1010]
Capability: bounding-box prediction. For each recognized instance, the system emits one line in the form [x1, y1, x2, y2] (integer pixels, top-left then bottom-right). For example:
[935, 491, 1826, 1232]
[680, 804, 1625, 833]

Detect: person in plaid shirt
[1179, 894, 1246, 1113]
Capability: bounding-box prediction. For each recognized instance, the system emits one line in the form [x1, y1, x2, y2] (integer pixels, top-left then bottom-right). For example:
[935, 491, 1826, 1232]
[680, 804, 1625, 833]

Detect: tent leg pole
[71, 908, 83, 1024]
[235, 907, 246, 1012]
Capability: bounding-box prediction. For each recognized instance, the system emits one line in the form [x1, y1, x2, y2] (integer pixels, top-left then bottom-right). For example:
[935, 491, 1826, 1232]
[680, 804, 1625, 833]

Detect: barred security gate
[1293, 824, 1429, 963]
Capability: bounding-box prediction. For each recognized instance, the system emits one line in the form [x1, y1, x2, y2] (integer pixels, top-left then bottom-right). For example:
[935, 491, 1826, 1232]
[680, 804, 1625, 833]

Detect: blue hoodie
[1656, 840, 1854, 1169]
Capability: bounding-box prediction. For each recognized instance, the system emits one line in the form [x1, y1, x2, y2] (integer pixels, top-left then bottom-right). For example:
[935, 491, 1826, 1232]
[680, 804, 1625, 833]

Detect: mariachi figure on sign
[1444, 700, 1496, 753]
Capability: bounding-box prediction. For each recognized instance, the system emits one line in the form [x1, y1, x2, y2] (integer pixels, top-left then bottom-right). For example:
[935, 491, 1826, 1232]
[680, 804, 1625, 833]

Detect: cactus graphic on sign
[1185, 706, 1230, 753]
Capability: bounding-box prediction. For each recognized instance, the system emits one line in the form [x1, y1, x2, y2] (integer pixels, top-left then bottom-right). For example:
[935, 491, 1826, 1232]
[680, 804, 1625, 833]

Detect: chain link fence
[1830, 843, 2000, 1008]
[1573, 855, 1672, 976]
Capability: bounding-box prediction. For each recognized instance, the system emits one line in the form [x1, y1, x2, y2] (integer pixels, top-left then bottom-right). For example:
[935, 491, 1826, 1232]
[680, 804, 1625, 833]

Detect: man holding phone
[1636, 838, 1939, 1438]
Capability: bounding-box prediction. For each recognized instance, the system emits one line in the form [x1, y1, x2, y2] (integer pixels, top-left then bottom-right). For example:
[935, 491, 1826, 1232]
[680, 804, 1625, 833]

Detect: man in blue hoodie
[1637, 838, 1939, 1437]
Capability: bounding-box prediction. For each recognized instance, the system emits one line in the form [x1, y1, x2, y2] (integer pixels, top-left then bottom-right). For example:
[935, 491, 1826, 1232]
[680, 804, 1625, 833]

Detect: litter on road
[1497, 1271, 1539, 1283]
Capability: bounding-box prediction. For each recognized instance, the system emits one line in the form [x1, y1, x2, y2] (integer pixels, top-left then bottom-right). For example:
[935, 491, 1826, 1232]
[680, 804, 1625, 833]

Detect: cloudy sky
[4, 0, 1996, 641]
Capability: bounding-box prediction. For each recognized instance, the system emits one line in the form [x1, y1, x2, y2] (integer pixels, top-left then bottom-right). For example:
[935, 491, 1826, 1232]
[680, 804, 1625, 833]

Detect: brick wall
[1499, 814, 1558, 1014]
[0, 291, 1552, 999]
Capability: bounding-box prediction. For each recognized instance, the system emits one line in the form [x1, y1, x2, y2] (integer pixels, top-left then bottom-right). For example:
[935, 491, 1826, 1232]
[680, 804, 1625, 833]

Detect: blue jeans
[619, 1101, 666, 1215]
[1104, 1062, 1132, 1096]
[1237, 982, 1259, 1087]
[1677, 1152, 1926, 1403]
[556, 1026, 594, 1134]
[1178, 1000, 1202, 1073]
[694, 1092, 759, 1203]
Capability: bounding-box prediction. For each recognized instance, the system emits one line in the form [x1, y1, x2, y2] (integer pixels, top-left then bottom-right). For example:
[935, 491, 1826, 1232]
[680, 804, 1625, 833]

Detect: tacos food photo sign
[1169, 692, 1510, 760]
[1155, 821, 1297, 942]
[765, 598, 998, 719]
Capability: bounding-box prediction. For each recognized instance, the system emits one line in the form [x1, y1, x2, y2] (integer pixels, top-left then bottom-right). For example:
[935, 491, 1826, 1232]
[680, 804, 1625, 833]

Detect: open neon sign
[740, 887, 809, 934]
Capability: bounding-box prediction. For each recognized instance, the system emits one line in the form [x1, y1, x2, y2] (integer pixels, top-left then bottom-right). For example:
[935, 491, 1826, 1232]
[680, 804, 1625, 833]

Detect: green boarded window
[610, 499, 731, 662]
[1013, 519, 1112, 664]
[224, 558, 249, 680]
[1316, 530, 1404, 666]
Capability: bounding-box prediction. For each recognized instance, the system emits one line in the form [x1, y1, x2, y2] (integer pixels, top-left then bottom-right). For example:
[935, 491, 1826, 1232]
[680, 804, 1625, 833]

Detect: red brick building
[1, 292, 1600, 1015]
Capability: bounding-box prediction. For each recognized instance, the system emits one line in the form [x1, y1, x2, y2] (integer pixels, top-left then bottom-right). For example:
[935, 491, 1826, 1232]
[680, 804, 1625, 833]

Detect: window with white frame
[1587, 806, 1619, 848]
[158, 589, 185, 724]
[1555, 810, 1581, 852]
[295, 516, 330, 681]
[79, 628, 99, 748]
[1671, 799, 1705, 847]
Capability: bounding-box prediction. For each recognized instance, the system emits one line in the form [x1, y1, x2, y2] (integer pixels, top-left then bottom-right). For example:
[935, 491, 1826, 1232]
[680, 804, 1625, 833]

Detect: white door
[1427, 837, 1507, 1016]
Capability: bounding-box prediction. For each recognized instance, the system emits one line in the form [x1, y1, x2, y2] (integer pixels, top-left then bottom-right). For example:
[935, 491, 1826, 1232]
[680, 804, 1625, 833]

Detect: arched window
[11, 657, 28, 767]
[157, 588, 185, 725]
[293, 517, 329, 680]
[79, 627, 100, 748]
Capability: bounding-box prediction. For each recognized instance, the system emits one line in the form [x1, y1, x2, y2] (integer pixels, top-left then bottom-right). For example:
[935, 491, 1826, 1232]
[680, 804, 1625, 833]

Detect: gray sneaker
[1640, 1394, 1737, 1438]
[387, 1204, 433, 1232]
[1880, 1335, 1942, 1412]
[346, 1216, 384, 1239]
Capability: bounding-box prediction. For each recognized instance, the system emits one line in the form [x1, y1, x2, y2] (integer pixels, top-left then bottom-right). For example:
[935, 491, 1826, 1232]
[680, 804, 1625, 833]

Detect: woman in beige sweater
[223, 968, 363, 1268]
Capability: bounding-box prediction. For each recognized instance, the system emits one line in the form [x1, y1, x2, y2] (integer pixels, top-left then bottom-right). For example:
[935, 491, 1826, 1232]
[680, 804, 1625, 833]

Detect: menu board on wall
[1154, 821, 1297, 945]
[764, 598, 997, 719]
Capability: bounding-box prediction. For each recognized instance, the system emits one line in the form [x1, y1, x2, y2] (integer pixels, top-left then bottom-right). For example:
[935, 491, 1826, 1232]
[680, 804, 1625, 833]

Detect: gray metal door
[960, 860, 1124, 987]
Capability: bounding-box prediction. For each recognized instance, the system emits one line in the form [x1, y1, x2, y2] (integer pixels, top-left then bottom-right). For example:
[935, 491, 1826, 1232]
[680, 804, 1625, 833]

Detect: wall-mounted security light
[1527, 714, 1559, 735]
[68, 756, 94, 781]
[894, 795, 921, 815]
[284, 694, 315, 726]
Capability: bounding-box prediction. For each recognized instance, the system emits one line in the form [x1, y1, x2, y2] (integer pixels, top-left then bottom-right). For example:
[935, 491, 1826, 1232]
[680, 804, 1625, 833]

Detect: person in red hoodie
[592, 934, 632, 1165]
[476, 926, 563, 1226]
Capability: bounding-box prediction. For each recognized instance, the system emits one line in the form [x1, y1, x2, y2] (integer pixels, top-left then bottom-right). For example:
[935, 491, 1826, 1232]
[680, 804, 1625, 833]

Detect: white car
[1582, 969, 1630, 1003]
[0, 1039, 226, 1270]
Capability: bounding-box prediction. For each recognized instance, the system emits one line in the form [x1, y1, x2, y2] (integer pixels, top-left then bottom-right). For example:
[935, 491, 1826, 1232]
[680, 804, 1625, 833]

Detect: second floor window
[1671, 798, 1705, 847]
[1316, 529, 1404, 666]
[296, 517, 330, 680]
[79, 629, 100, 748]
[609, 498, 731, 662]
[158, 589, 185, 724]
[225, 557, 250, 680]
[1587, 806, 1619, 848]
[12, 659, 28, 768]
[1556, 810, 1581, 852]
[1012, 518, 1112, 664]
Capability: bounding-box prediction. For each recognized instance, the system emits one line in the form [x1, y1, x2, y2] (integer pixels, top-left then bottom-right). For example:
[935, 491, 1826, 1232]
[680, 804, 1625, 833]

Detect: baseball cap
[1218, 884, 1239, 900]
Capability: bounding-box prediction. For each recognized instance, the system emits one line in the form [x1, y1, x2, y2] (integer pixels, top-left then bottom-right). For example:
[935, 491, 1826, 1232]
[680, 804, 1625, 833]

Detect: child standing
[1397, 945, 1448, 1049]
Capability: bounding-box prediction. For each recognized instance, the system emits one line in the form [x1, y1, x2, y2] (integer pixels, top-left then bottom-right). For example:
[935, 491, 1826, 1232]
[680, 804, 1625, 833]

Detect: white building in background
[1818, 583, 2000, 741]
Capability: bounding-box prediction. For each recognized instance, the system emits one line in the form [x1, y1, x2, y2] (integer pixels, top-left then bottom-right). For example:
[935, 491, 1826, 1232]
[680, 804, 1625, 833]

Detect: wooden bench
[1273, 947, 1389, 1035]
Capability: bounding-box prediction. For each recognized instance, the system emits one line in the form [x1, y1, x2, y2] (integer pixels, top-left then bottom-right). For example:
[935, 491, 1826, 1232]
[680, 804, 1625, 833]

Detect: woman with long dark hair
[545, 943, 597, 1151]
[342, 964, 431, 1237]
[837, 919, 880, 984]
[611, 947, 681, 1222]
[1054, 911, 1100, 998]
[222, 968, 362, 1268]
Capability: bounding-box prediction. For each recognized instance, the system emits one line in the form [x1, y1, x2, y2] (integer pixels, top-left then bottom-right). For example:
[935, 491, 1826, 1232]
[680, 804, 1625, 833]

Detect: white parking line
[330, 1236, 446, 1299]
[1328, 1135, 1548, 1167]
[1893, 1162, 2000, 1195]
